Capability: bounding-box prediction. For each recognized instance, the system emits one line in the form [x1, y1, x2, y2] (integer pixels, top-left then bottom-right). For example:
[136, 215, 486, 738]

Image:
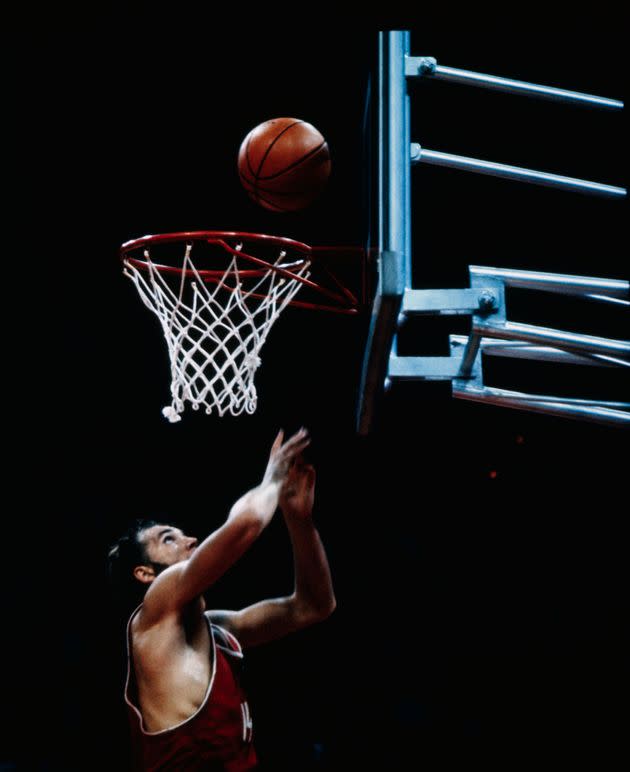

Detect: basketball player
[107, 427, 335, 770]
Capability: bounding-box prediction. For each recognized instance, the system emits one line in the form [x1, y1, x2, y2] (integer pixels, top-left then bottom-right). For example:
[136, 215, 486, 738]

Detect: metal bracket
[402, 288, 499, 316]
[387, 283, 502, 386]
[389, 352, 469, 381]
[405, 56, 437, 77]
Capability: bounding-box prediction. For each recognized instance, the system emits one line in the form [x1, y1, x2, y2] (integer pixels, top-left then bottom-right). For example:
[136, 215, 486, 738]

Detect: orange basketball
[238, 118, 331, 212]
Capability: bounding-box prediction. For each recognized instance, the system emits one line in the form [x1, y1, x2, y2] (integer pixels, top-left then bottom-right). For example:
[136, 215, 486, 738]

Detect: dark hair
[107, 519, 162, 609]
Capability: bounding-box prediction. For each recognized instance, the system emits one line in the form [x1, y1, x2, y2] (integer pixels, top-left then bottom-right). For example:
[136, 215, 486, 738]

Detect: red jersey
[125, 607, 257, 771]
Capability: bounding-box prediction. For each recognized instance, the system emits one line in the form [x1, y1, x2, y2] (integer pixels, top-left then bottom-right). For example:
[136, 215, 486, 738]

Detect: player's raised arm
[208, 453, 336, 648]
[141, 428, 310, 619]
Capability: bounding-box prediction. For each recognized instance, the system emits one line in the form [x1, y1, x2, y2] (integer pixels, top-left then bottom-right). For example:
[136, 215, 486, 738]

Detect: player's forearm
[175, 483, 281, 602]
[228, 479, 282, 532]
[284, 518, 336, 618]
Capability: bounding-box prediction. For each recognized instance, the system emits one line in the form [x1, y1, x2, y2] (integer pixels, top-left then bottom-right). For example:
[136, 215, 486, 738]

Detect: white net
[123, 240, 310, 422]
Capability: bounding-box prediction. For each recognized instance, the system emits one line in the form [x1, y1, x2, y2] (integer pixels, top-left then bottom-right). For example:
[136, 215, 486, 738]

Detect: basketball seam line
[245, 134, 257, 181]
[254, 120, 304, 178]
[256, 141, 328, 181]
[244, 134, 261, 204]
[239, 170, 325, 197]
[242, 183, 298, 212]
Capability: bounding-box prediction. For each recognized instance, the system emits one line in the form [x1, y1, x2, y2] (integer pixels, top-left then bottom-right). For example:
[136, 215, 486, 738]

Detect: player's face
[139, 524, 198, 569]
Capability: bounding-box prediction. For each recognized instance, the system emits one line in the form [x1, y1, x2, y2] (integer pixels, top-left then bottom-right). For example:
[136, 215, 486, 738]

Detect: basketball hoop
[121, 231, 362, 422]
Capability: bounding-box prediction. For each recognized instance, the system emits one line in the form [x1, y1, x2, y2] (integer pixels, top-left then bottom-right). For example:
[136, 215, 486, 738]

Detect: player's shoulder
[134, 564, 193, 629]
[131, 600, 178, 637]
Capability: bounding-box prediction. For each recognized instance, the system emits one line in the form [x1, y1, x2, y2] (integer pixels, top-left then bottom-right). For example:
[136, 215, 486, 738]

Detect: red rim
[120, 230, 361, 314]
[121, 230, 312, 258]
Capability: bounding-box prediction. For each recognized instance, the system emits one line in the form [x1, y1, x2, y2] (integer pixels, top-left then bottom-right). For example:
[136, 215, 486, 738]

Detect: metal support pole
[453, 383, 630, 427]
[449, 336, 625, 368]
[473, 319, 630, 359]
[382, 31, 412, 314]
[469, 266, 629, 297]
[405, 57, 624, 110]
[411, 144, 626, 198]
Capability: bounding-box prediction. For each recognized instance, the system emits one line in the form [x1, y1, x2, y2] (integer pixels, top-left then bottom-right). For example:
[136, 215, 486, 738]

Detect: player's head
[107, 519, 198, 605]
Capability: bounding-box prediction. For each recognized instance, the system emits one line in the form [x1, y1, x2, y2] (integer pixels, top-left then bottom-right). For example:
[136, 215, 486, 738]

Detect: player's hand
[279, 453, 316, 519]
[262, 428, 310, 488]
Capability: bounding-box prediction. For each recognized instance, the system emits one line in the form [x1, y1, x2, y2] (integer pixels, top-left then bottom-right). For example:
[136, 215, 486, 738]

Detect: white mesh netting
[124, 242, 310, 421]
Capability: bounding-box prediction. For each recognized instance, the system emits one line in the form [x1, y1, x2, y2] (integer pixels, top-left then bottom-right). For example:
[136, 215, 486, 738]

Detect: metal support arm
[405, 56, 624, 110]
[411, 144, 626, 198]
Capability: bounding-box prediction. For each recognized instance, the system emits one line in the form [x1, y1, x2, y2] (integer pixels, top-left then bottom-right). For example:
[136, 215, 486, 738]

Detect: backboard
[356, 32, 410, 435]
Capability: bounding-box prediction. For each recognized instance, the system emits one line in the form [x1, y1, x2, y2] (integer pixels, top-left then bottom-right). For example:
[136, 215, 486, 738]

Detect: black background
[11, 6, 628, 771]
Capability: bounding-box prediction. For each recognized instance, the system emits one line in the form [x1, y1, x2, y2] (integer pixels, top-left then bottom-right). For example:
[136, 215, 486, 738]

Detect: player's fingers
[271, 429, 284, 454]
[301, 465, 315, 489]
[287, 437, 311, 459]
[283, 427, 308, 446]
[282, 429, 310, 455]
[286, 457, 300, 480]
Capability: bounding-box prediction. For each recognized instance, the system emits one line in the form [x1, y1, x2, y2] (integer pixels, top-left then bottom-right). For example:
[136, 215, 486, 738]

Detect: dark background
[11, 6, 627, 771]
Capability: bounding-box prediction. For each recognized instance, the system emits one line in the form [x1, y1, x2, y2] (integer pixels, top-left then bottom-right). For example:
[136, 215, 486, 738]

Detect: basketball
[238, 118, 331, 212]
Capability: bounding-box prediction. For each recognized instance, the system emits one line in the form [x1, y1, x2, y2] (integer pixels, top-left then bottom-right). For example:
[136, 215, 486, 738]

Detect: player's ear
[133, 565, 157, 584]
